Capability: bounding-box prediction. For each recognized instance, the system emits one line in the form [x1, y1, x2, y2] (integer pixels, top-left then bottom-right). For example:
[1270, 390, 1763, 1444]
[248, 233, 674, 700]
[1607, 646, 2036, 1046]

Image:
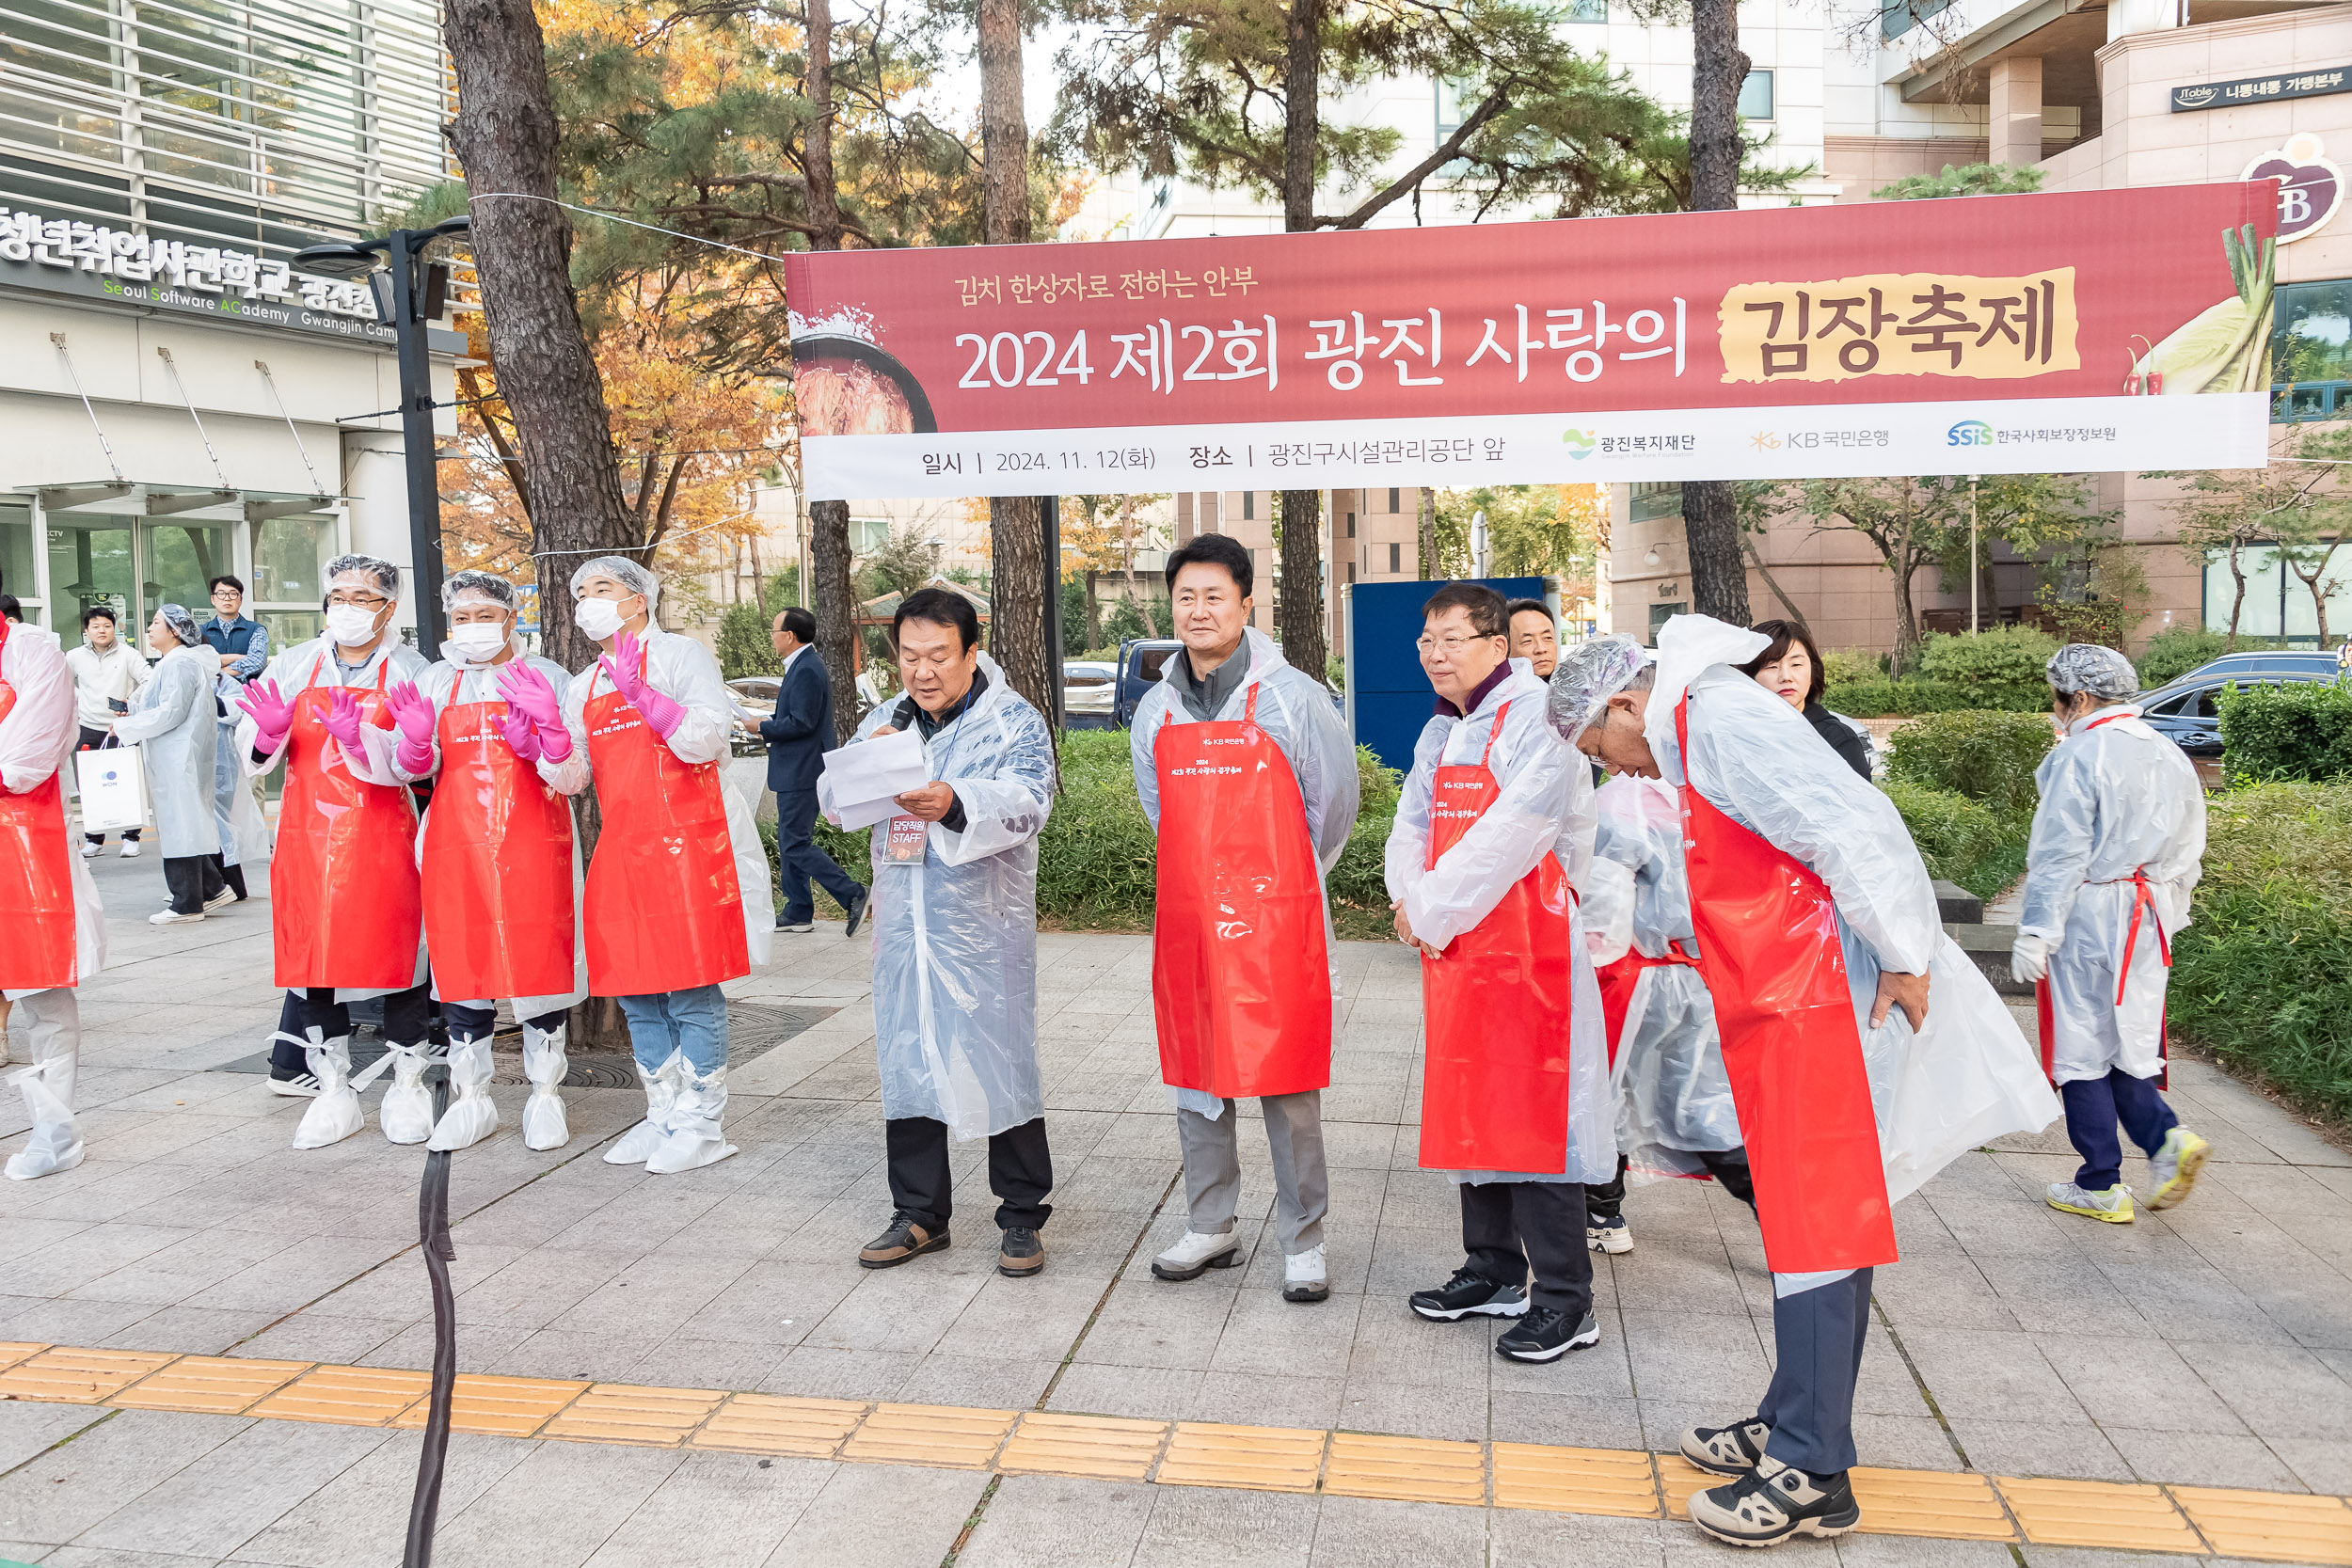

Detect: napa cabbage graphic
[1562, 429, 1597, 458]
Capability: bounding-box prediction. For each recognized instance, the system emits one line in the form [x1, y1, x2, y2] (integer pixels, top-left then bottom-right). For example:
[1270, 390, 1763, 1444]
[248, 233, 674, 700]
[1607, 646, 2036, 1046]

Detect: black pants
[1461, 1180, 1593, 1316]
[162, 853, 227, 914]
[269, 984, 435, 1078]
[1584, 1154, 1631, 1222]
[221, 861, 248, 899]
[1584, 1148, 1755, 1221]
[1759, 1267, 1874, 1476]
[441, 1001, 571, 1039]
[885, 1115, 1054, 1233]
[77, 726, 138, 842]
[776, 785, 863, 923]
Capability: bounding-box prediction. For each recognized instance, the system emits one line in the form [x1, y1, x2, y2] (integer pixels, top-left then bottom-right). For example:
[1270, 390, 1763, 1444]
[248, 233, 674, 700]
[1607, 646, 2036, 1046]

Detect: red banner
[784, 184, 2277, 499]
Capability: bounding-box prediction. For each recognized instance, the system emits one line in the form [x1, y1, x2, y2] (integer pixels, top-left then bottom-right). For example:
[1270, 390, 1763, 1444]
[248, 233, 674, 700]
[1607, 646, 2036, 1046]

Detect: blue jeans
[2062, 1069, 2178, 1192]
[615, 985, 729, 1076]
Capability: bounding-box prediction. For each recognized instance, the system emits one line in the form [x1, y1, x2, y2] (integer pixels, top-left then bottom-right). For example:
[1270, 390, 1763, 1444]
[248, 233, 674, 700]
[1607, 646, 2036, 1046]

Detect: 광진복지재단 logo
[1562, 429, 1597, 458]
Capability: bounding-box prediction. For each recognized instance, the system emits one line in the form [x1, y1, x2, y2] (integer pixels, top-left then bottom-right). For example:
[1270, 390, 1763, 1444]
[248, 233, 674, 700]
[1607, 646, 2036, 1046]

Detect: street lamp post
[294, 216, 470, 652]
[1968, 474, 1980, 635]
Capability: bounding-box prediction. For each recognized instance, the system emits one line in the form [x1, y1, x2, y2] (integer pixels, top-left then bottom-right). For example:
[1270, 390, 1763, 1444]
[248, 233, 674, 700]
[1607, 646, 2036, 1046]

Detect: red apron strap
[1244, 680, 1259, 724]
[1479, 700, 1509, 766]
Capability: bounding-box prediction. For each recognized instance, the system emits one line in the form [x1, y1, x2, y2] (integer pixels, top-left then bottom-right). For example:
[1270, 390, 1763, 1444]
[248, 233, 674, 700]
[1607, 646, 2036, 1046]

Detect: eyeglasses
[326, 592, 389, 610]
[1416, 633, 1503, 656]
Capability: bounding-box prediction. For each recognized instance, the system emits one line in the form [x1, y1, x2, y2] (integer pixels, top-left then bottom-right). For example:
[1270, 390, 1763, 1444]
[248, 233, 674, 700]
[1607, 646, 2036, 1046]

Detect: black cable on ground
[404, 1072, 458, 1568]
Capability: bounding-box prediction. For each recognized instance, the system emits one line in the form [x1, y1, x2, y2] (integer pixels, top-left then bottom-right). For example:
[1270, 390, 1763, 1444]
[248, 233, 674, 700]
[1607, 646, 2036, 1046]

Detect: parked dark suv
[2137, 650, 2343, 759]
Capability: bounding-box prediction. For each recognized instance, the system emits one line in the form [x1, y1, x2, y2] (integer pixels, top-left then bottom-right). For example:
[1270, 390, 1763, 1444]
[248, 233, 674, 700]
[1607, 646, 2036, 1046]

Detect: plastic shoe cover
[520, 1022, 571, 1151]
[376, 1040, 437, 1146]
[606, 1048, 683, 1165]
[292, 1033, 365, 1148]
[5, 1058, 84, 1180]
[644, 1064, 738, 1175]
[426, 1033, 500, 1152]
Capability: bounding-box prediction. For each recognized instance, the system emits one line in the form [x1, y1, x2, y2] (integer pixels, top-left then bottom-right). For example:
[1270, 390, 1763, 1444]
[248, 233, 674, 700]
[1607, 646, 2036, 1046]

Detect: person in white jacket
[1, 612, 109, 1179]
[63, 605, 151, 856]
[1384, 582, 1613, 1366]
[819, 587, 1057, 1280]
[518, 555, 772, 1175]
[1130, 533, 1359, 1306]
[1556, 614, 2058, 1549]
[2012, 643, 2209, 1223]
[109, 605, 228, 924]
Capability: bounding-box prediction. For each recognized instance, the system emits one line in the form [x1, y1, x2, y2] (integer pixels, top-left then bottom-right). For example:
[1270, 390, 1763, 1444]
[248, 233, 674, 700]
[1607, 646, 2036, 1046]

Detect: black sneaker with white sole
[268, 1072, 322, 1099]
[1688, 1457, 1861, 1548]
[1682, 1418, 1772, 1476]
[1494, 1307, 1600, 1362]
[1407, 1268, 1529, 1322]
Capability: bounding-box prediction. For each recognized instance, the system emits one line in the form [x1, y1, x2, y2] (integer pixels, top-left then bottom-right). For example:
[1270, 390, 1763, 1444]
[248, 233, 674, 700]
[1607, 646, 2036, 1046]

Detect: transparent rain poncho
[2020, 702, 2205, 1083]
[821, 652, 1056, 1139]
[108, 641, 217, 859]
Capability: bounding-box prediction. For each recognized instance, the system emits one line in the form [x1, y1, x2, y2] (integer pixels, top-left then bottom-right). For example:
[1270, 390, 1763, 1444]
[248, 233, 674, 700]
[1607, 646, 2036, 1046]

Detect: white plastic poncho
[1131, 626, 1360, 1118]
[1382, 658, 1613, 1185]
[2019, 704, 2205, 1084]
[108, 641, 216, 859]
[1647, 616, 2058, 1231]
[1584, 772, 1741, 1180]
[820, 653, 1054, 1140]
[1, 625, 107, 999]
[537, 628, 776, 970]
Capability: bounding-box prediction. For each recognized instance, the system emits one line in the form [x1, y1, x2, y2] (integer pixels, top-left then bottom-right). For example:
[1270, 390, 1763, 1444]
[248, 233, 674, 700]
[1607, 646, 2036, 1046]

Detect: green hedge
[1881, 779, 2030, 901]
[2219, 676, 2352, 784]
[1824, 677, 2045, 718]
[2170, 783, 2352, 1122]
[1915, 626, 2058, 710]
[1884, 709, 2054, 817]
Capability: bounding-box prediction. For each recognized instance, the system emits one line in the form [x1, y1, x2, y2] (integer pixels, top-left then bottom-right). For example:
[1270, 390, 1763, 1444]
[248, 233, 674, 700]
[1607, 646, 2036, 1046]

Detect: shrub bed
[1884, 709, 2054, 817]
[1880, 779, 2030, 902]
[1824, 677, 2044, 718]
[1915, 626, 2058, 711]
[2219, 675, 2352, 784]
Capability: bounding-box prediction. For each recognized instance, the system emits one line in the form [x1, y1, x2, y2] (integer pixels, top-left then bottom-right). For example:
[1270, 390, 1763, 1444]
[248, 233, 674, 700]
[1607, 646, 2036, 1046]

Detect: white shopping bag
[74, 742, 150, 834]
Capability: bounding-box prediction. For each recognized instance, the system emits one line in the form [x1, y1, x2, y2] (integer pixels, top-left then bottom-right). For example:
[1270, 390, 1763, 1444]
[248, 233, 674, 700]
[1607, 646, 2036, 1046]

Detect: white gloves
[2010, 932, 2050, 985]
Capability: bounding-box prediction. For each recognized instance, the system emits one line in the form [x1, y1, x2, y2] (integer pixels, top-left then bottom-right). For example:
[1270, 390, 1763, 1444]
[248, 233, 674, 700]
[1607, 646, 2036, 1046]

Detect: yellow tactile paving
[840, 1403, 1017, 1468]
[1324, 1432, 1486, 1506]
[1492, 1443, 1660, 1516]
[1657, 1452, 1720, 1518]
[0, 1343, 47, 1373]
[1997, 1476, 2207, 1554]
[690, 1393, 869, 1459]
[2171, 1485, 2352, 1565]
[250, 1365, 433, 1426]
[1155, 1422, 1327, 1493]
[999, 1413, 1169, 1481]
[539, 1383, 725, 1446]
[389, 1374, 590, 1438]
[0, 1346, 179, 1404]
[111, 1356, 310, 1416]
[1849, 1467, 2013, 1541]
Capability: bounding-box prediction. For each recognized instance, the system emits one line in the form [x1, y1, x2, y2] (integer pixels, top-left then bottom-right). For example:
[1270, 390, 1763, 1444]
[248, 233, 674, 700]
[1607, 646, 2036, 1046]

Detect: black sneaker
[859, 1210, 949, 1268]
[1407, 1268, 1529, 1322]
[843, 885, 870, 939]
[1495, 1307, 1601, 1362]
[267, 1072, 322, 1099]
[776, 914, 815, 933]
[1689, 1457, 1861, 1547]
[1682, 1418, 1772, 1476]
[998, 1226, 1044, 1278]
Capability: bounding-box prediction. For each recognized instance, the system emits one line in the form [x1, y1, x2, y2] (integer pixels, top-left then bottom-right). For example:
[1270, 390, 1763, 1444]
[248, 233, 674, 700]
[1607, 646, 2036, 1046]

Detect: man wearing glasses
[200, 577, 269, 903]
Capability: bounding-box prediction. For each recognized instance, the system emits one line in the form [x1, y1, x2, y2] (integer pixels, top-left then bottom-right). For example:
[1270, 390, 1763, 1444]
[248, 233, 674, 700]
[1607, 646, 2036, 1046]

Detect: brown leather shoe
[998, 1226, 1044, 1277]
[860, 1211, 949, 1268]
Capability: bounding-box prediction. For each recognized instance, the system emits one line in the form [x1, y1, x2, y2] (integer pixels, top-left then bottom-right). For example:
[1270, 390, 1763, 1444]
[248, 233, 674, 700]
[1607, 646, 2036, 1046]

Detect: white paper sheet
[822, 726, 929, 830]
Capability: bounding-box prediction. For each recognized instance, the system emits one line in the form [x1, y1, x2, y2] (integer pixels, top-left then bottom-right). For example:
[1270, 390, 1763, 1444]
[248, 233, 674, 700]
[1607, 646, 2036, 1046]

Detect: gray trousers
[1175, 1090, 1328, 1257]
[1757, 1266, 1874, 1476]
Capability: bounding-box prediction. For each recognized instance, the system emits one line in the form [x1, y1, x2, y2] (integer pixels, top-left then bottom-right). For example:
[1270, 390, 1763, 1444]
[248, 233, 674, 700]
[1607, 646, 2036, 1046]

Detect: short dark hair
[1739, 618, 1827, 705]
[779, 606, 817, 645]
[80, 605, 118, 627]
[208, 575, 245, 597]
[1421, 581, 1507, 639]
[1503, 598, 1550, 626]
[894, 586, 979, 652]
[1166, 531, 1253, 597]
[0, 595, 20, 623]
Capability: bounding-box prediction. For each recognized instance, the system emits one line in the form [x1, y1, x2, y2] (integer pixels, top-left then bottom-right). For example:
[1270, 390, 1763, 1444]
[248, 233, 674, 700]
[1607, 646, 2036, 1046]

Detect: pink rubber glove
[498, 704, 543, 763]
[600, 631, 685, 739]
[386, 681, 437, 776]
[323, 687, 368, 752]
[496, 661, 570, 762]
[237, 678, 296, 752]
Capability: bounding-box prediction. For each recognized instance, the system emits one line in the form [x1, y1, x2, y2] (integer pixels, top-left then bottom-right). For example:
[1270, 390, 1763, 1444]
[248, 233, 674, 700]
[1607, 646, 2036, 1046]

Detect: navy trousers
[1759, 1267, 1874, 1477]
[776, 785, 864, 924]
[2061, 1069, 2178, 1192]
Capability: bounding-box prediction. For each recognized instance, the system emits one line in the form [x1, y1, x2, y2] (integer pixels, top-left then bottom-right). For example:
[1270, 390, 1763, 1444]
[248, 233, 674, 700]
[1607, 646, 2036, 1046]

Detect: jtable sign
[784, 183, 2279, 499]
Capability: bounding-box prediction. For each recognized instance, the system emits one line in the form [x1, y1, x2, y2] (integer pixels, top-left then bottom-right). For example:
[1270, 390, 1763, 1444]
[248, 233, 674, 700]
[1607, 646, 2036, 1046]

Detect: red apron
[1152, 682, 1333, 1099]
[581, 678, 748, 994]
[1417, 702, 1576, 1173]
[273, 655, 423, 990]
[1597, 943, 1697, 1069]
[0, 620, 78, 990]
[421, 679, 577, 1001]
[1676, 696, 1897, 1274]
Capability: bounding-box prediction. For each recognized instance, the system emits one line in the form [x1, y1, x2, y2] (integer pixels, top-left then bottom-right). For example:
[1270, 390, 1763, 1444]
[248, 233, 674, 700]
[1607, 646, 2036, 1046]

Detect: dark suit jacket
[759, 648, 834, 795]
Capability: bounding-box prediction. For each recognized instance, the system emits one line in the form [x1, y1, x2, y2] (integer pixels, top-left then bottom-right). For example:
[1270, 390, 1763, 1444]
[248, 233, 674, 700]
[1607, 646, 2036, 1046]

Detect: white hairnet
[569, 554, 660, 612]
[325, 553, 401, 600]
[2045, 643, 2137, 703]
[442, 569, 519, 613]
[156, 603, 202, 646]
[1547, 634, 1652, 740]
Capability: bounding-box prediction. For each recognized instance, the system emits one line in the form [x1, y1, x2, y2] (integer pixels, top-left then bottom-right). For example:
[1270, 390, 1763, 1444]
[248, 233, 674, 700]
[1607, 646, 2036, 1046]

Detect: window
[1738, 69, 1774, 121]
[2273, 277, 2352, 421]
[1881, 0, 1955, 40]
[850, 516, 890, 553]
[1648, 602, 1687, 639]
[1629, 482, 1683, 523]
[1389, 542, 1401, 574]
[1242, 491, 1254, 521]
[1346, 512, 1356, 538]
[0, 502, 35, 614]
[1389, 488, 1402, 513]
[253, 515, 335, 604]
[2203, 545, 2352, 646]
[1347, 563, 1357, 583]
[1564, 0, 1607, 19]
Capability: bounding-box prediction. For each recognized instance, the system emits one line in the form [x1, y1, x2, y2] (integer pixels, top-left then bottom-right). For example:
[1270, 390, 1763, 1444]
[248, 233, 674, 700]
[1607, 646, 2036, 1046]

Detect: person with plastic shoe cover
[819, 587, 1057, 1280]
[1, 612, 108, 1180]
[1385, 583, 1614, 1367]
[235, 555, 436, 1148]
[108, 605, 227, 925]
[1130, 534, 1359, 1307]
[2013, 643, 2209, 1225]
[530, 556, 772, 1175]
[346, 571, 587, 1153]
[1557, 614, 2059, 1550]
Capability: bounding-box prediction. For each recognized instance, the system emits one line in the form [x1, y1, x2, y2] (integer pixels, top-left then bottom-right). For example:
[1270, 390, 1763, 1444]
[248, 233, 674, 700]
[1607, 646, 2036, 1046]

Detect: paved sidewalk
[1, 850, 2347, 1567]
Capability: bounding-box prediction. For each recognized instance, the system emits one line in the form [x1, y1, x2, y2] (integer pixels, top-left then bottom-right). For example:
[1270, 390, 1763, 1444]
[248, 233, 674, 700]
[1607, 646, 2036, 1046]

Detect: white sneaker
[80, 841, 101, 858]
[149, 909, 204, 926]
[119, 841, 141, 858]
[1152, 1229, 1244, 1282]
[203, 887, 236, 911]
[1587, 1214, 1634, 1255]
[1282, 1243, 1329, 1304]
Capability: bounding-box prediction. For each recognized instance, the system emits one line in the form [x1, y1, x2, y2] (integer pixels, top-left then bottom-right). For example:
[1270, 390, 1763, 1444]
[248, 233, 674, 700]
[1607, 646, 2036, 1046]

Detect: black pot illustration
[789, 334, 939, 436]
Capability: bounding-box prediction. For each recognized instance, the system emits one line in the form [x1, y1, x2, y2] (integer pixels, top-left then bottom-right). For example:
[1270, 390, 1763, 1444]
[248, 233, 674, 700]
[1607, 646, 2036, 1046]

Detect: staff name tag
[884, 813, 929, 863]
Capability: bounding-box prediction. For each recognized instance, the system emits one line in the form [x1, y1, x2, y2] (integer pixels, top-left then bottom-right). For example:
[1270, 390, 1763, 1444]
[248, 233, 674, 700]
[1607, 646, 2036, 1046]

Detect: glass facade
[2204, 546, 2352, 646]
[43, 514, 238, 631]
[253, 513, 335, 603]
[0, 500, 35, 616]
[2272, 278, 2352, 421]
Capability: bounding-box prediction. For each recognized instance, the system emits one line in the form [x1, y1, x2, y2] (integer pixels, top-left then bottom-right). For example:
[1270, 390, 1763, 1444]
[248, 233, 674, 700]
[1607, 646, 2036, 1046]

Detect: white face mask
[324, 603, 382, 647]
[446, 622, 509, 662]
[574, 596, 631, 642]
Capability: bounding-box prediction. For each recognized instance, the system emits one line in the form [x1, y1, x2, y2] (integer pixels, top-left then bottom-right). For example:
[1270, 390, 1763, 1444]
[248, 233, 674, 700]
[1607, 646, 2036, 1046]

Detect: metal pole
[390, 230, 447, 651]
[402, 1072, 457, 1568]
[1968, 475, 1979, 635]
[1040, 494, 1064, 730]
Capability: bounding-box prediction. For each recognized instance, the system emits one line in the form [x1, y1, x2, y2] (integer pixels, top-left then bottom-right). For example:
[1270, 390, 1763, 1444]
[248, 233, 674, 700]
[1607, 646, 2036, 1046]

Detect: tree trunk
[1888, 559, 1922, 676]
[1119, 493, 1159, 637]
[1678, 0, 1752, 627]
[804, 0, 843, 251]
[2285, 543, 2341, 647]
[990, 494, 1054, 714]
[1418, 487, 1436, 578]
[2224, 543, 2247, 650]
[1084, 567, 1101, 647]
[1277, 489, 1327, 676]
[1267, 0, 1329, 671]
[809, 499, 861, 742]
